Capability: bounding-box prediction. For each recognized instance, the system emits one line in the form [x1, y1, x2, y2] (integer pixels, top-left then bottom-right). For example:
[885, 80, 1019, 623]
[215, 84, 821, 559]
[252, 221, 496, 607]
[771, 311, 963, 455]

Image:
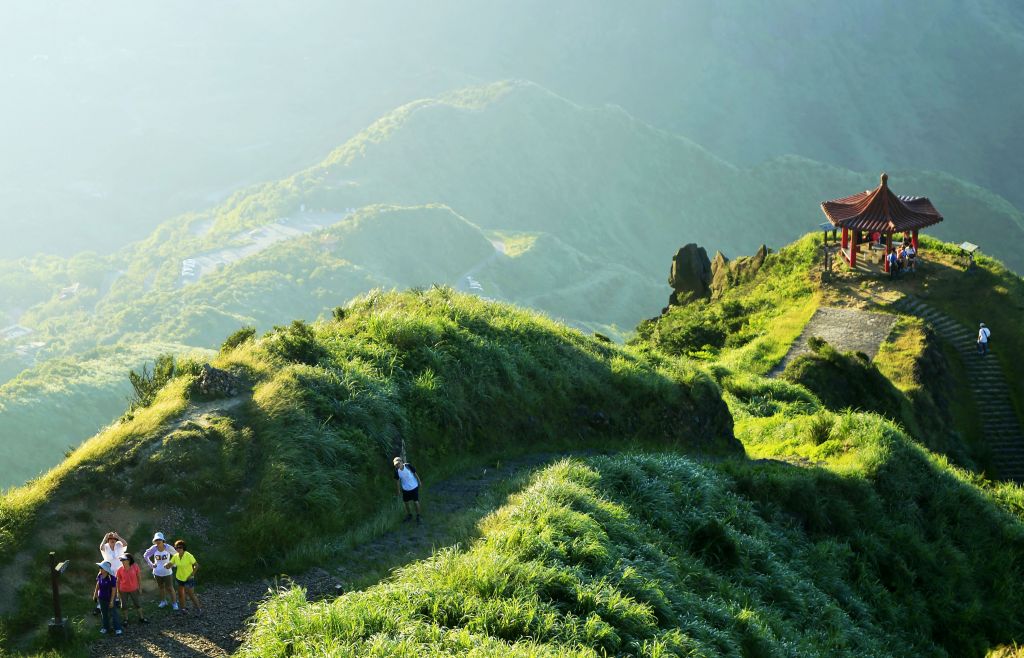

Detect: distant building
[1, 325, 33, 342]
[59, 282, 81, 300]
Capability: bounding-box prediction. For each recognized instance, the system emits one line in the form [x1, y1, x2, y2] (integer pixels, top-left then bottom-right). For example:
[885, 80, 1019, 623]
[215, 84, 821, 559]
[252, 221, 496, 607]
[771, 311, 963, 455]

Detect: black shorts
[402, 487, 419, 502]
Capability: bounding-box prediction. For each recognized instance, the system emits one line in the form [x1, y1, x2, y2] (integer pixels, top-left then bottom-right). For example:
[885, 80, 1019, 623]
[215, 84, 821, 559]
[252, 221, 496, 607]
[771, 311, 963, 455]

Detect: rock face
[668, 243, 712, 306]
[194, 364, 240, 397]
[709, 244, 769, 298]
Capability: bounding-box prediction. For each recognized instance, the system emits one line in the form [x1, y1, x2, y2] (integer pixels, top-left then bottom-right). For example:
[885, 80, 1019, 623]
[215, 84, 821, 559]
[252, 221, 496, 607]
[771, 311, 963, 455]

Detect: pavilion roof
[821, 173, 943, 233]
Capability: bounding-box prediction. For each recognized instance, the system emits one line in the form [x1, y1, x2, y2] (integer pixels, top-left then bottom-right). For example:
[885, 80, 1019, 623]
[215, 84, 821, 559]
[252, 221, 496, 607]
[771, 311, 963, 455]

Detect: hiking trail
[892, 295, 1024, 482]
[88, 452, 564, 658]
[770, 306, 898, 377]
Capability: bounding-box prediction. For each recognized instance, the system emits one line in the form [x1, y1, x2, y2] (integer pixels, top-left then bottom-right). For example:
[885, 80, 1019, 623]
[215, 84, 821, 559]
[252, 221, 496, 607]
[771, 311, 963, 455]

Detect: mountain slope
[4, 82, 1024, 489]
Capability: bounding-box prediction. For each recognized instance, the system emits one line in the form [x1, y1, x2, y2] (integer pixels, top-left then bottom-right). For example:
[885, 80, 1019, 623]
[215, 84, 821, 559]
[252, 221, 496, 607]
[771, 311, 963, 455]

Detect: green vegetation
[632, 235, 820, 369]
[0, 288, 737, 652]
[3, 230, 1024, 656]
[6, 83, 1024, 489]
[232, 236, 1024, 657]
[0, 342, 205, 489]
[241, 445, 1024, 657]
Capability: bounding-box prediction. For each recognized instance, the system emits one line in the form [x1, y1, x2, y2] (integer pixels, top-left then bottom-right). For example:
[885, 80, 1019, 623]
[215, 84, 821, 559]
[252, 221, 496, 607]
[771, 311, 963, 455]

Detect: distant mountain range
[2, 80, 1024, 488]
[5, 1, 1024, 257]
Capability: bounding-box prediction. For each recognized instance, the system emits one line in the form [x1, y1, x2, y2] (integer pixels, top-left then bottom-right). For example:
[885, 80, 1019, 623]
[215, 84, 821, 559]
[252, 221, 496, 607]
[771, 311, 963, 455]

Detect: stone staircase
[892, 296, 1024, 482]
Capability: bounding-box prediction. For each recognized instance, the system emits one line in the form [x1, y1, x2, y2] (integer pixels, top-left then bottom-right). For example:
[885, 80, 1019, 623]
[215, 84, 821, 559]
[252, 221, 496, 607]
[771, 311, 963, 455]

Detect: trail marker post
[48, 552, 70, 641]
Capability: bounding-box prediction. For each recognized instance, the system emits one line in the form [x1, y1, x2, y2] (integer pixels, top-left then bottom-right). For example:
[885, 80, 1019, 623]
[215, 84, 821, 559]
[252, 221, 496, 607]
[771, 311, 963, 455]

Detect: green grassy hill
[2, 235, 1024, 657]
[0, 289, 735, 651]
[4, 82, 1024, 490]
[0, 342, 207, 489]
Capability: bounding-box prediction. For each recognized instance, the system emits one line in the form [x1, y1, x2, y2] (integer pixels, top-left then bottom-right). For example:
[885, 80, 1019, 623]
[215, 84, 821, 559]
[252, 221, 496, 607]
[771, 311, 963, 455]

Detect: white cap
[980, 322, 985, 327]
[153, 532, 165, 542]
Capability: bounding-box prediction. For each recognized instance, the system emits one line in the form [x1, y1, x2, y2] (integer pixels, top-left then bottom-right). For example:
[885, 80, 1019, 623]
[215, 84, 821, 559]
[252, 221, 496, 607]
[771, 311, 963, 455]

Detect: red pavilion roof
[821, 173, 943, 233]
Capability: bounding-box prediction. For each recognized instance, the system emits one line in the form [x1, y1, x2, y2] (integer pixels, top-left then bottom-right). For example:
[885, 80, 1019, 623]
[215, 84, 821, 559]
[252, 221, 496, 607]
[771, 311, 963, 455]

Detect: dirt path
[88, 452, 567, 658]
[770, 306, 898, 377]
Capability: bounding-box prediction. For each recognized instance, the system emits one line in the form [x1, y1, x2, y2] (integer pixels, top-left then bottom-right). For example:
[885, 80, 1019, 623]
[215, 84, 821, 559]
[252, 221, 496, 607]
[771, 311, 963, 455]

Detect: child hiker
[170, 539, 203, 614]
[92, 561, 123, 636]
[143, 532, 176, 609]
[117, 554, 148, 624]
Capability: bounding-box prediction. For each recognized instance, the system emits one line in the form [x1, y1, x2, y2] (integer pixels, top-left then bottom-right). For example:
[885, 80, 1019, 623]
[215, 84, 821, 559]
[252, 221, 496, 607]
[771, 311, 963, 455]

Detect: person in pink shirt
[116, 554, 149, 624]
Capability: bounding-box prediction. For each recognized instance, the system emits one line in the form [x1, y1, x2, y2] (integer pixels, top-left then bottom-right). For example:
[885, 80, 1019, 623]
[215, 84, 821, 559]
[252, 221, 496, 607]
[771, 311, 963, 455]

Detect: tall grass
[239, 440, 1024, 657]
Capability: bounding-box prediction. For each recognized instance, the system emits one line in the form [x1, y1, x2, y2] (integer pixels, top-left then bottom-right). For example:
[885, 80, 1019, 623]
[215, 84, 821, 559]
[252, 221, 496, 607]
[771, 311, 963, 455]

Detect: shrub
[221, 325, 256, 352]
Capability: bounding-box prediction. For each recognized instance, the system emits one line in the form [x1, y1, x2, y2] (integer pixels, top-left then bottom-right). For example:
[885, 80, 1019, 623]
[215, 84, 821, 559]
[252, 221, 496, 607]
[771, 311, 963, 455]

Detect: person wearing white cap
[978, 323, 991, 355]
[143, 532, 177, 609]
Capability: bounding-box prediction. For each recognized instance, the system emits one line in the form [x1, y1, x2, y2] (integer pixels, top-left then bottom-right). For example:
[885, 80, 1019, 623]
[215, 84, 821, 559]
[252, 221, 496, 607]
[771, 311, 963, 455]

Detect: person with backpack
[393, 457, 423, 523]
[978, 323, 991, 355]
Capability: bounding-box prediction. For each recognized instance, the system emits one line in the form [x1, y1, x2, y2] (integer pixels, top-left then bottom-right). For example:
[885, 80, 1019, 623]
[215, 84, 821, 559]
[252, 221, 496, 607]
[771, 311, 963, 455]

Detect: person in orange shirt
[116, 554, 149, 624]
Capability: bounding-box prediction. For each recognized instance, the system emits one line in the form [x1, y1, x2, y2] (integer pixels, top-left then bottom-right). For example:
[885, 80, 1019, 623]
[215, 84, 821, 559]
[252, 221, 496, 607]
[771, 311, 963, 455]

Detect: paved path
[770, 306, 898, 377]
[893, 296, 1024, 482]
[88, 452, 568, 658]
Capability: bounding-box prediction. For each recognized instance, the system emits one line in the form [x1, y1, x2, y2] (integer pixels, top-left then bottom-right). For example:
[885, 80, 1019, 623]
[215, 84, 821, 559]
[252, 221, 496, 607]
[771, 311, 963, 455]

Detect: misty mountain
[4, 1, 1024, 257]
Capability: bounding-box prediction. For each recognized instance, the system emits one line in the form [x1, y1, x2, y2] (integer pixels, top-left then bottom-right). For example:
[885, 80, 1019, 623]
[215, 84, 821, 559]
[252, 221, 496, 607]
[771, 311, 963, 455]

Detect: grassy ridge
[240, 443, 1024, 657]
[0, 342, 208, 488]
[0, 288, 737, 649]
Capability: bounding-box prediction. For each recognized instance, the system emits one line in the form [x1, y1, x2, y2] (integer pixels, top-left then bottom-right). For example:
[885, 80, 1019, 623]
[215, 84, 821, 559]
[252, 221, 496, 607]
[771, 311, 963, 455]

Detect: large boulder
[668, 243, 712, 306]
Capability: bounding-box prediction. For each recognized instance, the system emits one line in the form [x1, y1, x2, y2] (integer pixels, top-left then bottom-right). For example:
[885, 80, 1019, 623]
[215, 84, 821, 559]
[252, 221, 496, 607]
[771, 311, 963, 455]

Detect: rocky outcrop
[709, 244, 769, 298]
[193, 364, 240, 397]
[668, 243, 712, 306]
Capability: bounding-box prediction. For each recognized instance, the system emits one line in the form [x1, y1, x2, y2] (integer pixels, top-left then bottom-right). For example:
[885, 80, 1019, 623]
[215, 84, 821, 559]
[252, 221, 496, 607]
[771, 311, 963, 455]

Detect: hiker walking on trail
[170, 539, 203, 614]
[978, 323, 991, 355]
[143, 532, 176, 609]
[92, 561, 123, 636]
[393, 457, 422, 523]
[117, 554, 149, 624]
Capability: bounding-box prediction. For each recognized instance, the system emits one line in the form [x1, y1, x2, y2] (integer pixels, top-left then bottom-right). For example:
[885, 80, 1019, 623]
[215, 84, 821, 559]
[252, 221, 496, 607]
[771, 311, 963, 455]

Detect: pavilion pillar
[850, 230, 858, 268]
[912, 230, 919, 250]
[841, 227, 849, 262]
[884, 233, 892, 273]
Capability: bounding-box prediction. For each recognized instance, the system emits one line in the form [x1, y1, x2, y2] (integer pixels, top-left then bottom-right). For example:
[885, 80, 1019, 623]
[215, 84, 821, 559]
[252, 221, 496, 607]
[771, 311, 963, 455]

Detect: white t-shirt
[979, 327, 991, 343]
[397, 466, 419, 491]
[144, 544, 175, 577]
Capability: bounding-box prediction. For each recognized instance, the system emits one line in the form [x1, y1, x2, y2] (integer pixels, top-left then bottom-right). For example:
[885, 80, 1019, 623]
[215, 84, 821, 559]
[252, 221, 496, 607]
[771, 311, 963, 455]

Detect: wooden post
[841, 227, 848, 252]
[884, 233, 892, 273]
[48, 552, 67, 641]
[912, 230, 919, 250]
[850, 230, 858, 268]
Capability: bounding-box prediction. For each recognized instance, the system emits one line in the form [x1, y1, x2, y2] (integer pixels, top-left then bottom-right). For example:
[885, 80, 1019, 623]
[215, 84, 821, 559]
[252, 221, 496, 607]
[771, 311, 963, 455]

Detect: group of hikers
[92, 531, 200, 636]
[872, 232, 918, 276]
[90, 458, 422, 637]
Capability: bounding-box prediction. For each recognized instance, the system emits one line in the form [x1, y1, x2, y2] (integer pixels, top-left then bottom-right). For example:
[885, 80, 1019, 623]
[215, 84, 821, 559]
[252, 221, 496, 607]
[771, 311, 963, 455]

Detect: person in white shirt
[143, 532, 177, 609]
[978, 323, 991, 355]
[393, 457, 423, 523]
[95, 531, 127, 613]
